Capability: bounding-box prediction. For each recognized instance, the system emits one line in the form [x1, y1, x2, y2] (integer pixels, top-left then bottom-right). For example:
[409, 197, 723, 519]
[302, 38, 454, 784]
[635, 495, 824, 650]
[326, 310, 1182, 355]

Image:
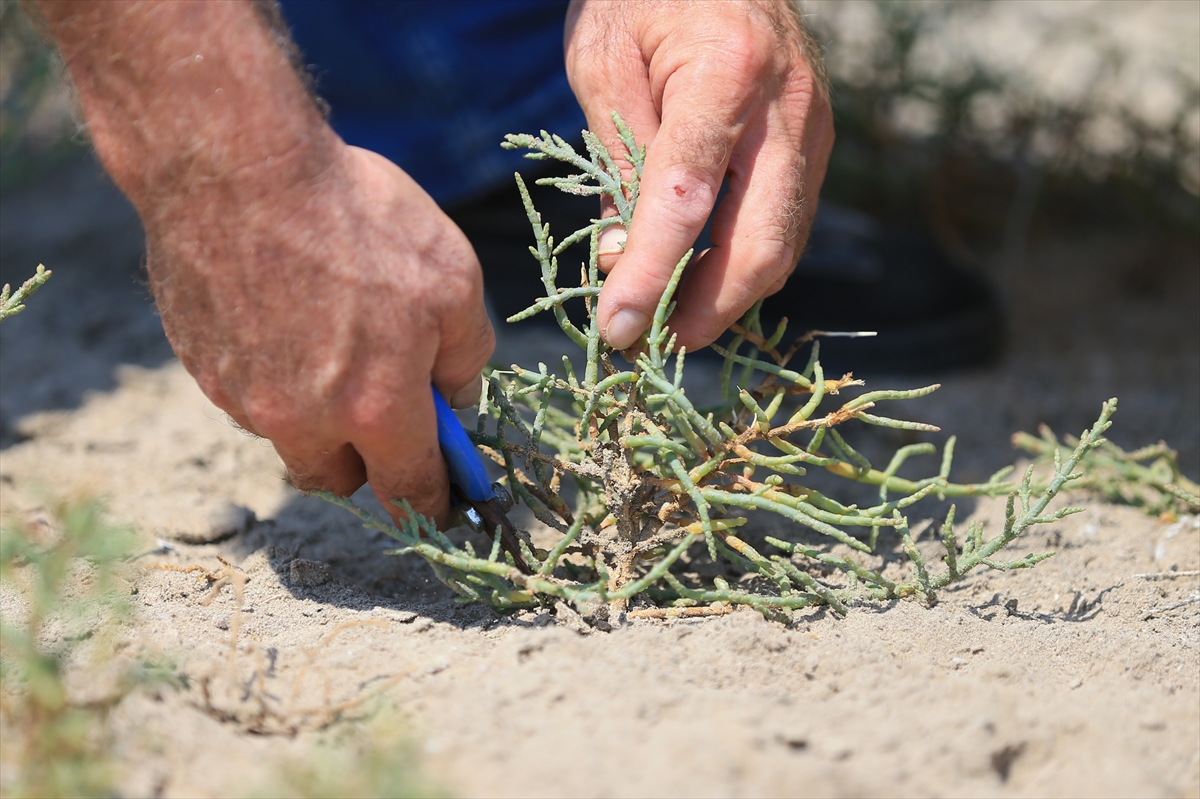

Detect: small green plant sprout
[1012, 427, 1199, 519]
[317, 115, 1116, 620]
[0, 500, 138, 798]
[0, 264, 51, 323]
[251, 703, 435, 799]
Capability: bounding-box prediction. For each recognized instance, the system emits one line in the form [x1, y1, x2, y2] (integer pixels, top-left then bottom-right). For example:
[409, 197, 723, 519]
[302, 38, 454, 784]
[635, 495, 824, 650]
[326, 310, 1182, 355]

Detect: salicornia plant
[316, 115, 1116, 620]
[0, 264, 50, 323]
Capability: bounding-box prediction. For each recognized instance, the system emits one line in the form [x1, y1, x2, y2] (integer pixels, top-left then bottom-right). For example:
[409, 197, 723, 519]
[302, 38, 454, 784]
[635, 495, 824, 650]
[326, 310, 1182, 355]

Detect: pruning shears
[431, 386, 532, 574]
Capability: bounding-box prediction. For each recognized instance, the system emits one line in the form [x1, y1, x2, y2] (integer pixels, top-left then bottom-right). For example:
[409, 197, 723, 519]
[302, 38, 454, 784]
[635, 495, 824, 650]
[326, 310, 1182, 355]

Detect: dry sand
[1, 146, 1198, 797]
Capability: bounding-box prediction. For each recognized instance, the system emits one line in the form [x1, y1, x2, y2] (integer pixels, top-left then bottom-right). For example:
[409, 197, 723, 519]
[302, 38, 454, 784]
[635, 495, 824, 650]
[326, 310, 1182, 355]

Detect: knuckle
[446, 264, 484, 306]
[761, 252, 799, 298]
[698, 316, 733, 347]
[284, 467, 324, 493]
[749, 161, 808, 244]
[289, 464, 361, 497]
[192, 371, 235, 414]
[374, 463, 442, 511]
[764, 273, 790, 297]
[427, 250, 484, 310]
[680, 312, 735, 350]
[566, 3, 636, 74]
[241, 394, 304, 442]
[345, 392, 399, 438]
[716, 25, 773, 77]
[780, 172, 809, 242]
[652, 166, 720, 232]
[669, 118, 734, 172]
[745, 237, 794, 285]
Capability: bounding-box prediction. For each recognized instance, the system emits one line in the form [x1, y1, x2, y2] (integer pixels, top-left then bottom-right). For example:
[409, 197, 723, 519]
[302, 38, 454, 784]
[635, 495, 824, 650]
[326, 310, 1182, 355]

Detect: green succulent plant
[316, 115, 1116, 621]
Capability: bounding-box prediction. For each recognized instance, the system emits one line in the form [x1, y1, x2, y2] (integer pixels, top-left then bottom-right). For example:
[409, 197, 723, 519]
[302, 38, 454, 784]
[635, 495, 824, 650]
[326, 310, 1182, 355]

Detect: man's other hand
[149, 143, 493, 528]
[39, 0, 493, 527]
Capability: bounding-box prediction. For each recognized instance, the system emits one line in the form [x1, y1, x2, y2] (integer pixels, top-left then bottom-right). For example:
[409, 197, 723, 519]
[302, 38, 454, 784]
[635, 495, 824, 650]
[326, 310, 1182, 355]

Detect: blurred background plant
[0, 0, 77, 193]
[0, 494, 440, 799]
[804, 0, 1200, 248]
[1014, 426, 1200, 519]
[252, 704, 438, 799]
[0, 500, 138, 798]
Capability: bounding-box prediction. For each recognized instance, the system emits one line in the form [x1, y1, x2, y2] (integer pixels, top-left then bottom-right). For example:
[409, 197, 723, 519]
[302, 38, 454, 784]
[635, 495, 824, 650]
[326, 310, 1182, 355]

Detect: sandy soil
[1, 147, 1198, 798]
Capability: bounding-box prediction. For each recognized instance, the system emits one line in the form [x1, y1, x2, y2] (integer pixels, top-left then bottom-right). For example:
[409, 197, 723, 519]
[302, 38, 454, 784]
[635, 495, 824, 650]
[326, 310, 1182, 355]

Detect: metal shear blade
[450, 484, 532, 575]
[433, 386, 532, 575]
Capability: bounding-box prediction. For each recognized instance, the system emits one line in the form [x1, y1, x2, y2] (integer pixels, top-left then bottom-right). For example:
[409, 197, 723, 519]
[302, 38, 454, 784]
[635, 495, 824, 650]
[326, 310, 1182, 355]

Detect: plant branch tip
[0, 264, 52, 323]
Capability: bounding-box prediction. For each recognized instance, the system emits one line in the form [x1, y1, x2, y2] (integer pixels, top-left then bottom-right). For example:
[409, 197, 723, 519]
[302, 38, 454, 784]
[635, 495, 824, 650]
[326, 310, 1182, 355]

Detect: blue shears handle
[432, 386, 495, 503]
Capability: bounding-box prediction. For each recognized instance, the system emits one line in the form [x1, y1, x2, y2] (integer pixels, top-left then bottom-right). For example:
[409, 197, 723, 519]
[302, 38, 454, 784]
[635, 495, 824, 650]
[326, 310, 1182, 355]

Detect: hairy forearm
[26, 1, 493, 524]
[35, 0, 337, 211]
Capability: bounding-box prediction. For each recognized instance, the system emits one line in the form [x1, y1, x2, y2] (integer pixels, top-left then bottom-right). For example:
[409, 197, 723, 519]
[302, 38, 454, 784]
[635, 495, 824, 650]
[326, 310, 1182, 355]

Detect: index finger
[596, 78, 752, 349]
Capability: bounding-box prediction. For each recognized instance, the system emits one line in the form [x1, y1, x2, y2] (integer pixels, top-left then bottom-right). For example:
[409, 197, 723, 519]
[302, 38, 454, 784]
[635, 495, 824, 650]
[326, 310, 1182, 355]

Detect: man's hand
[39, 0, 493, 526]
[149, 143, 494, 529]
[565, 0, 834, 350]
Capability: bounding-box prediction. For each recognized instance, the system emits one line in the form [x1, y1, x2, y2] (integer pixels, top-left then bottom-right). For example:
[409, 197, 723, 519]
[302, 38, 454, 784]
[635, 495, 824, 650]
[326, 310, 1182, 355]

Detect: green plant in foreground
[0, 264, 51, 322]
[316, 115, 1117, 619]
[253, 704, 436, 799]
[0, 500, 136, 798]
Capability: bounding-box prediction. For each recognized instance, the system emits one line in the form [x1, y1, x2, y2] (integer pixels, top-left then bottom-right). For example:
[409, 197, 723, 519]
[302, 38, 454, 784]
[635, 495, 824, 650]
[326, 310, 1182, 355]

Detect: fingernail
[603, 307, 650, 350]
[449, 374, 484, 409]
[597, 225, 627, 256]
